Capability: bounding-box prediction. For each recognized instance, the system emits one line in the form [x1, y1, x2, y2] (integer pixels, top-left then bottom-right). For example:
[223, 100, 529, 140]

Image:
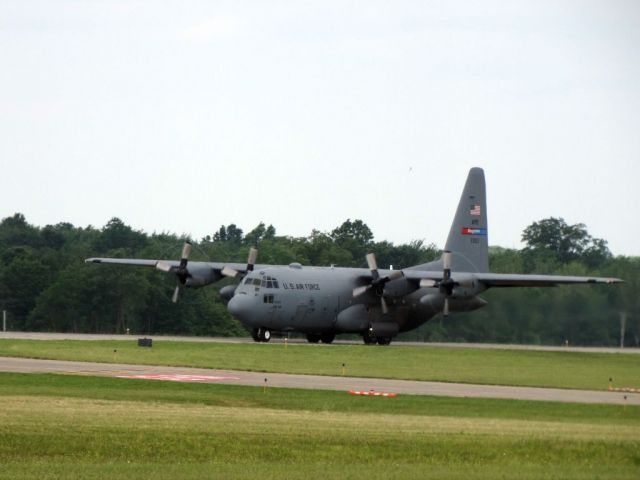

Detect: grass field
[0, 373, 639, 479]
[0, 338, 638, 390]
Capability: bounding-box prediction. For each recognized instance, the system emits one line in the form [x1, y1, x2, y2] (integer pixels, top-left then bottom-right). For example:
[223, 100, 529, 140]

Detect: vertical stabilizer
[444, 167, 489, 272]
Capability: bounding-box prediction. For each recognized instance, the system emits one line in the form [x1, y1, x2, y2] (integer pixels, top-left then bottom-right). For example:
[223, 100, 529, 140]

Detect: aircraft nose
[228, 294, 252, 323]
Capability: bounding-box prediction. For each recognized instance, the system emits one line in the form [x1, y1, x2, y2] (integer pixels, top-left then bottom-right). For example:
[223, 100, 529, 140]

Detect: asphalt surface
[2, 331, 638, 354]
[1, 356, 637, 406]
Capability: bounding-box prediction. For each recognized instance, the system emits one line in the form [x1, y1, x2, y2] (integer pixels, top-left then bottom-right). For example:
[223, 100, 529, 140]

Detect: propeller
[440, 251, 454, 315]
[419, 251, 474, 316]
[420, 251, 454, 315]
[221, 247, 258, 279]
[155, 241, 192, 303]
[352, 253, 403, 314]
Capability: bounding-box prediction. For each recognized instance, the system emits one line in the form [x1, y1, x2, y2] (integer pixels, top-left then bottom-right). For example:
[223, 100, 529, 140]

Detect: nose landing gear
[251, 327, 272, 342]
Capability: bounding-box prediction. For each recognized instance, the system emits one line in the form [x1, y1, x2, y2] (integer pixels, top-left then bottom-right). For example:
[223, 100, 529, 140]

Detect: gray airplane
[86, 168, 622, 345]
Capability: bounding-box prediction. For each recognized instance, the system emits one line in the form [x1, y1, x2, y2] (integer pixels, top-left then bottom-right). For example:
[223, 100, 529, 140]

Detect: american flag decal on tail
[470, 205, 481, 216]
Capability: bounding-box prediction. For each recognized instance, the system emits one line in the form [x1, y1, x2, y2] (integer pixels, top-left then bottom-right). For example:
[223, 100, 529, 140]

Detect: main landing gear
[362, 333, 392, 346]
[251, 327, 272, 343]
[306, 333, 335, 344]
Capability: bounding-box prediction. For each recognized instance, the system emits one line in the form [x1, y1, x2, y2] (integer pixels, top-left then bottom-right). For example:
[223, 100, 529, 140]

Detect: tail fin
[444, 167, 489, 272]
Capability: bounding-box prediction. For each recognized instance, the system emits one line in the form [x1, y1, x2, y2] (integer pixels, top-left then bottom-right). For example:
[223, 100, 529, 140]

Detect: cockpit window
[244, 277, 253, 285]
[260, 276, 279, 289]
[252, 278, 261, 286]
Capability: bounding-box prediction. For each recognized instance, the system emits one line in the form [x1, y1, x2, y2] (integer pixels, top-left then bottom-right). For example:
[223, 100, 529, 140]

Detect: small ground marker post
[113, 349, 117, 362]
[609, 378, 613, 391]
[341, 363, 346, 376]
[284, 337, 288, 349]
[624, 395, 627, 411]
[264, 377, 268, 394]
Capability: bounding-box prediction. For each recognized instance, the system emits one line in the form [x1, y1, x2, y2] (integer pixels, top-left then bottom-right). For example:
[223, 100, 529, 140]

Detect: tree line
[0, 213, 637, 346]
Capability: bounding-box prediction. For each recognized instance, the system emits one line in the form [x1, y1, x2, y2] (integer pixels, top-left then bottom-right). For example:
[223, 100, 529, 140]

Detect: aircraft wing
[86, 258, 160, 267]
[473, 273, 622, 287]
[85, 258, 254, 278]
[402, 270, 622, 288]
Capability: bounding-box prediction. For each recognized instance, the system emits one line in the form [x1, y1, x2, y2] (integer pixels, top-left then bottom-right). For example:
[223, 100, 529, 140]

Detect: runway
[2, 331, 638, 354]
[1, 356, 637, 406]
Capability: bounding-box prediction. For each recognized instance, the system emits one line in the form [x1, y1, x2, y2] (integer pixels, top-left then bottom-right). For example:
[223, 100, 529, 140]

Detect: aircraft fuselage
[227, 262, 487, 338]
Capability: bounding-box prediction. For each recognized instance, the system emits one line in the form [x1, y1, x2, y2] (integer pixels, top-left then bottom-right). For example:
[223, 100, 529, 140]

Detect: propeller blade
[247, 248, 258, 271]
[420, 279, 437, 288]
[172, 285, 180, 303]
[366, 253, 378, 272]
[443, 297, 450, 316]
[155, 261, 172, 273]
[380, 296, 388, 315]
[457, 278, 475, 289]
[386, 270, 404, 282]
[442, 250, 452, 270]
[181, 242, 192, 261]
[442, 250, 452, 280]
[221, 266, 239, 278]
[353, 285, 370, 298]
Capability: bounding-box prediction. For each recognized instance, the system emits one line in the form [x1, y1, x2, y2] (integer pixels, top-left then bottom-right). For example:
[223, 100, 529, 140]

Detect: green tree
[0, 251, 53, 329]
[244, 222, 276, 246]
[522, 217, 610, 270]
[331, 219, 374, 265]
[93, 218, 147, 254]
[213, 224, 243, 244]
[0, 213, 40, 248]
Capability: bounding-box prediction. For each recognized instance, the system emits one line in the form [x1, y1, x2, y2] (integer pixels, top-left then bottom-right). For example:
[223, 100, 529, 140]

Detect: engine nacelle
[419, 293, 487, 312]
[335, 304, 369, 333]
[219, 285, 237, 302]
[184, 265, 222, 288]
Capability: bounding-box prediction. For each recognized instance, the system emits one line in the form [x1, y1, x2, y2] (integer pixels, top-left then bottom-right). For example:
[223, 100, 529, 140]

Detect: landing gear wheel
[320, 333, 335, 344]
[250, 328, 261, 342]
[306, 334, 321, 343]
[376, 337, 392, 346]
[258, 328, 271, 342]
[363, 333, 377, 345]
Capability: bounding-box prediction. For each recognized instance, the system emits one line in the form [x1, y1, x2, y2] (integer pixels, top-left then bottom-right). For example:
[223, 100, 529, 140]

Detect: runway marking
[115, 373, 240, 383]
[349, 389, 398, 397]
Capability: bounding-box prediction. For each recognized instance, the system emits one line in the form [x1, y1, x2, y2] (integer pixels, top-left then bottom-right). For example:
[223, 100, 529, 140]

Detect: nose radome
[228, 294, 252, 323]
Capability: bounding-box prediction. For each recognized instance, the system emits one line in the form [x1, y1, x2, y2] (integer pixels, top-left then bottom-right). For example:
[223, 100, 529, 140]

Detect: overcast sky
[1, 1, 638, 256]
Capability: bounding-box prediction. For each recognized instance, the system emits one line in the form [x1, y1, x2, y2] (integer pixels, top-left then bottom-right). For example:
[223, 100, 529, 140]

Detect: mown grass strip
[0, 376, 638, 480]
[1, 462, 637, 480]
[1, 338, 638, 390]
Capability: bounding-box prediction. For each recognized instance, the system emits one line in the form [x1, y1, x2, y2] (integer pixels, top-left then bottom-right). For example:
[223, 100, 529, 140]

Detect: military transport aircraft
[86, 168, 622, 345]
